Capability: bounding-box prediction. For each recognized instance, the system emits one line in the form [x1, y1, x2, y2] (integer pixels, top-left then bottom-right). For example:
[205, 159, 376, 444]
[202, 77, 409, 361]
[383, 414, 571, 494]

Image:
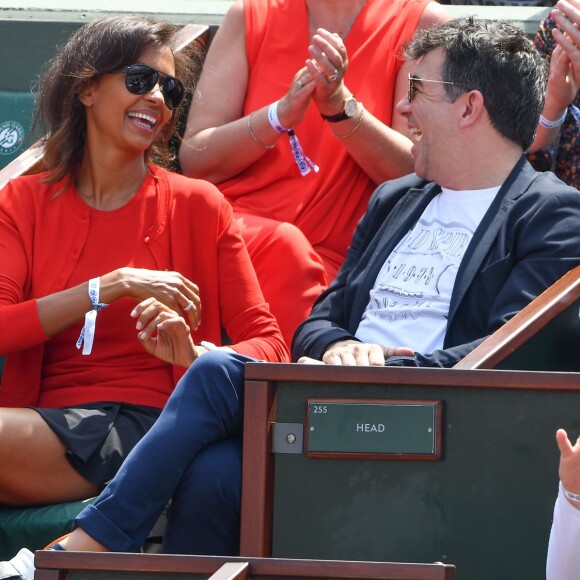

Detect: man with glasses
[293, 17, 580, 368]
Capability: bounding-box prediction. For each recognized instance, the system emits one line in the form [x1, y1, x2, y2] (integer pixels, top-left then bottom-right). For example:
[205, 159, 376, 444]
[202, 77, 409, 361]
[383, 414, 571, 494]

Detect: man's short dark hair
[405, 17, 548, 150]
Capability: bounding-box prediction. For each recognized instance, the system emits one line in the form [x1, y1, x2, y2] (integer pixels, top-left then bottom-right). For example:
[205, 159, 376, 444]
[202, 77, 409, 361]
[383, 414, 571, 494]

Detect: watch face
[345, 98, 357, 118]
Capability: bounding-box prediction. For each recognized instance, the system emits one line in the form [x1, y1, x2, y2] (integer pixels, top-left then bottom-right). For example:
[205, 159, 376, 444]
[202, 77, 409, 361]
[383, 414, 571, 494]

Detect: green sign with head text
[307, 399, 441, 459]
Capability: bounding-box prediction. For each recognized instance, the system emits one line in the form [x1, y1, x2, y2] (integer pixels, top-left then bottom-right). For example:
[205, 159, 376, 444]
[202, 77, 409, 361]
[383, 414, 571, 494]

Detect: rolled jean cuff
[73, 504, 142, 552]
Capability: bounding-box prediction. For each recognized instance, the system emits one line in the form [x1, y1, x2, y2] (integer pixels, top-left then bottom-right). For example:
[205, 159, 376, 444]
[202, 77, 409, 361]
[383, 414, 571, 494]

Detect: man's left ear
[459, 90, 485, 128]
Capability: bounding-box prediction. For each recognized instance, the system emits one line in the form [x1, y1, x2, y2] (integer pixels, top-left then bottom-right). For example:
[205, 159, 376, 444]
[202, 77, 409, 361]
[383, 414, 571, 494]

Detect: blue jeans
[74, 351, 251, 555]
[163, 436, 242, 554]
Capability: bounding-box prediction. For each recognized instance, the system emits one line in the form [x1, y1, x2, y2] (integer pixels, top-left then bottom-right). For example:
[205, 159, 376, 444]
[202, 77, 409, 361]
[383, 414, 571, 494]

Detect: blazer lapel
[447, 156, 537, 322]
[349, 182, 441, 329]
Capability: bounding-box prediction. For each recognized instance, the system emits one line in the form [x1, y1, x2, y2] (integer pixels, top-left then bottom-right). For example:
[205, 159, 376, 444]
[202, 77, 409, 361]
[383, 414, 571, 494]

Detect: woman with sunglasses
[178, 0, 450, 349]
[0, 13, 287, 523]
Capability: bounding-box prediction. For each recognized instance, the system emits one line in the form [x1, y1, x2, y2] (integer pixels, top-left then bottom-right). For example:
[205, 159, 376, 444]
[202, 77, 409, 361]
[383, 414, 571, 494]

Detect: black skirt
[34, 402, 161, 490]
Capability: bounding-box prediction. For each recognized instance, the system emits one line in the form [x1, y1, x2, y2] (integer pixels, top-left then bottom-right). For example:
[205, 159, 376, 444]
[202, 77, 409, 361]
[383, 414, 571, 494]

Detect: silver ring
[183, 301, 194, 312]
[297, 80, 303, 89]
[329, 68, 339, 82]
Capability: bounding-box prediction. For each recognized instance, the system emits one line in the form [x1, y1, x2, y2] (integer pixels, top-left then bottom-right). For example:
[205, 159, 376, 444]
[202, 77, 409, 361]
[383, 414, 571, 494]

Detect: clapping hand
[550, 0, 580, 108]
[306, 28, 349, 108]
[274, 28, 351, 131]
[275, 67, 316, 131]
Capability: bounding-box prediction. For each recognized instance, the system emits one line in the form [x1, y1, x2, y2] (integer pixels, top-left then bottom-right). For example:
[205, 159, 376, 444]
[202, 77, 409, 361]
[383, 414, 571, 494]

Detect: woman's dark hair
[405, 17, 548, 151]
[34, 16, 194, 182]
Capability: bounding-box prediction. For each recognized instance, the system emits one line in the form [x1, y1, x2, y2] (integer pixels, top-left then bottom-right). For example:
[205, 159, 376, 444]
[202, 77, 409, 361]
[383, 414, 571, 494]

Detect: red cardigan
[0, 166, 288, 407]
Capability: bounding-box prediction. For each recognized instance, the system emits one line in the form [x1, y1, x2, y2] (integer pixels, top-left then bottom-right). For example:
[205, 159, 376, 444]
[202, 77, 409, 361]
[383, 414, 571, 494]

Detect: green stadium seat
[0, 91, 36, 169]
[0, 497, 95, 559]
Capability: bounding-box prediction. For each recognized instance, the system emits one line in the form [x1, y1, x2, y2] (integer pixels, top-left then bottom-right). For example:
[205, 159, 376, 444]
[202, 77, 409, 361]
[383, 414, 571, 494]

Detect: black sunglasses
[114, 64, 185, 110]
[408, 73, 471, 103]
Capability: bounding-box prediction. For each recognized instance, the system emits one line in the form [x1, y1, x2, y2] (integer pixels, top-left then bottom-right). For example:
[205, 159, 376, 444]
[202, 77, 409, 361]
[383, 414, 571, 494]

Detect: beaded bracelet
[247, 112, 276, 149]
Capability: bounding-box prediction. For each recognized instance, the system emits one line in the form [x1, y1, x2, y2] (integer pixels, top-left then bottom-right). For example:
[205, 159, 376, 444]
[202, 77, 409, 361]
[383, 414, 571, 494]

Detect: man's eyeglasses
[407, 73, 471, 103]
[113, 64, 185, 110]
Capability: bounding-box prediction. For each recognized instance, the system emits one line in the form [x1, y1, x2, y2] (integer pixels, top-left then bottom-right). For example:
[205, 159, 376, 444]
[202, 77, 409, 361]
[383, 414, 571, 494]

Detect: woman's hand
[553, 0, 580, 59]
[550, 1, 580, 108]
[557, 428, 580, 507]
[527, 3, 580, 153]
[36, 268, 201, 340]
[546, 44, 579, 113]
[276, 67, 316, 130]
[306, 28, 351, 116]
[107, 267, 202, 330]
[132, 297, 198, 368]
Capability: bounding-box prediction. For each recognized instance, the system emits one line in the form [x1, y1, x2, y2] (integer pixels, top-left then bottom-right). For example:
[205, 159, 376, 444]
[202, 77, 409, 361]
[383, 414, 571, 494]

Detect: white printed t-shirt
[355, 186, 499, 355]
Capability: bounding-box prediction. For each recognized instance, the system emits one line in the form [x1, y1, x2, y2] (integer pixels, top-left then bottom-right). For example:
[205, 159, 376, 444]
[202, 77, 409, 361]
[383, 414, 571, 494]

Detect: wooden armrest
[34, 550, 456, 580]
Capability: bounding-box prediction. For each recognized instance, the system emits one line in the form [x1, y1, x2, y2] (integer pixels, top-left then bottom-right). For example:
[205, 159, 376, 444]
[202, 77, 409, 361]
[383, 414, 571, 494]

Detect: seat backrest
[0, 90, 37, 167]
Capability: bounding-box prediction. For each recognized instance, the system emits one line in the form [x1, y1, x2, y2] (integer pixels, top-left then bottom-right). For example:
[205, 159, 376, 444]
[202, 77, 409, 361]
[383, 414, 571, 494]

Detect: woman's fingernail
[136, 321, 143, 330]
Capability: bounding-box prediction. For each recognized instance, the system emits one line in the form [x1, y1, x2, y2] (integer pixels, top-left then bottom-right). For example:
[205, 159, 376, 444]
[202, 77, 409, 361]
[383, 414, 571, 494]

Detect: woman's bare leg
[0, 408, 99, 505]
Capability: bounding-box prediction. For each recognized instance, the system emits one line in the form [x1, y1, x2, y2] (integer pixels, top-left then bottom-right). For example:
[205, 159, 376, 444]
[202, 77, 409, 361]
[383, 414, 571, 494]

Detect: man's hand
[298, 339, 414, 366]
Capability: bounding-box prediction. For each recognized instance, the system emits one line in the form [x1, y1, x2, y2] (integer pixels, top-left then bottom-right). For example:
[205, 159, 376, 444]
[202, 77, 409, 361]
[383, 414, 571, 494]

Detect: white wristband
[76, 277, 108, 356]
[267, 101, 320, 176]
[539, 108, 568, 129]
[267, 101, 288, 133]
[563, 484, 580, 503]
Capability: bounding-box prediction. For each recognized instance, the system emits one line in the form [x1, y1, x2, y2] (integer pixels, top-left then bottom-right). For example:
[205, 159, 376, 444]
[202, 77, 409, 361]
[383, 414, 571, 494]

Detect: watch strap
[321, 110, 349, 122]
[321, 96, 357, 123]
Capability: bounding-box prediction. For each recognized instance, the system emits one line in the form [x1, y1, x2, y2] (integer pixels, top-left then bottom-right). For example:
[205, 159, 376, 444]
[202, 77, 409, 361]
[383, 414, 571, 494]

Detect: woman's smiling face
[80, 44, 176, 157]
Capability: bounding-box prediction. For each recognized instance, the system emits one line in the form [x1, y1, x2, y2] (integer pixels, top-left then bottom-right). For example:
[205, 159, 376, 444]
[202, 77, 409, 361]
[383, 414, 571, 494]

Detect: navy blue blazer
[292, 157, 580, 367]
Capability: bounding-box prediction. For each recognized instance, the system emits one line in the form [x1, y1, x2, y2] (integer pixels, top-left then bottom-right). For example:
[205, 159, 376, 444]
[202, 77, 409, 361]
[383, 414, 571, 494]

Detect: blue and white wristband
[267, 101, 288, 134]
[267, 101, 319, 177]
[539, 108, 568, 129]
[562, 484, 580, 504]
[76, 277, 108, 355]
